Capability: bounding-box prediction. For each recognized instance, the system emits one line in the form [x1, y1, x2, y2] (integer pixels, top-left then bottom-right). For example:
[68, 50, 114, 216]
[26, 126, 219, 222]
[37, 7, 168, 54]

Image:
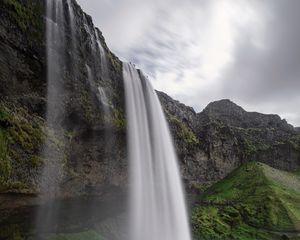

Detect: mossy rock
[167, 113, 199, 145]
[0, 101, 45, 192]
[0, 0, 44, 44]
[112, 107, 126, 129]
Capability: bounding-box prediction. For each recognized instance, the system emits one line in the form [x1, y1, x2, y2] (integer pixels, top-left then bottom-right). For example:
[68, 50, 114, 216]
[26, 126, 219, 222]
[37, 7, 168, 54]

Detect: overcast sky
[77, 0, 300, 126]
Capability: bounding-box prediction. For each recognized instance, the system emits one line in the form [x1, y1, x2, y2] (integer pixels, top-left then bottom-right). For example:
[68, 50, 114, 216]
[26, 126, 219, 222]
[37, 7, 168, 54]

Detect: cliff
[160, 96, 300, 191]
[0, 0, 127, 236]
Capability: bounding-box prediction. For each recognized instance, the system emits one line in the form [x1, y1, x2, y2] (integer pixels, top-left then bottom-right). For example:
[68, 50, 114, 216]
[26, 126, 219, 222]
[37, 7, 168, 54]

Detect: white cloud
[77, 0, 300, 126]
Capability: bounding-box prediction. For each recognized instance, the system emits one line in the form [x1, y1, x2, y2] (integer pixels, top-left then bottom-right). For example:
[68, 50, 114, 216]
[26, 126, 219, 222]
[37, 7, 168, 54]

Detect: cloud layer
[77, 0, 300, 126]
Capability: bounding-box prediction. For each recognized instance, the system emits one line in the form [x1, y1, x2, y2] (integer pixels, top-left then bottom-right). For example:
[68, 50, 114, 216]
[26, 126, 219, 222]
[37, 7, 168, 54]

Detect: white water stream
[123, 63, 192, 240]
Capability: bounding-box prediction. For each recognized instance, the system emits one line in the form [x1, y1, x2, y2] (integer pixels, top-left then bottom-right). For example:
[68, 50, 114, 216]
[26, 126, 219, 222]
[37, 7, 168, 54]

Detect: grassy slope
[192, 162, 300, 240]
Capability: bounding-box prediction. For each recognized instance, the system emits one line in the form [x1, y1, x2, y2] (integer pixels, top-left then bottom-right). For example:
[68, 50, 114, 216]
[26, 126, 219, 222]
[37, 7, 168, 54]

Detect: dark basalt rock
[158, 96, 300, 191]
[0, 0, 127, 236]
[198, 99, 294, 131]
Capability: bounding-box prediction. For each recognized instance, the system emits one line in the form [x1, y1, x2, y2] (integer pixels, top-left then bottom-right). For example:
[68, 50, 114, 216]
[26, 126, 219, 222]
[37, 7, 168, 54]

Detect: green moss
[0, 180, 28, 192]
[112, 107, 126, 129]
[290, 135, 300, 151]
[168, 114, 199, 145]
[78, 90, 97, 124]
[192, 205, 272, 240]
[1, 0, 43, 43]
[0, 128, 12, 179]
[232, 127, 275, 158]
[192, 162, 300, 239]
[0, 102, 44, 192]
[107, 52, 122, 74]
[192, 206, 230, 239]
[243, 138, 258, 157]
[30, 155, 43, 167]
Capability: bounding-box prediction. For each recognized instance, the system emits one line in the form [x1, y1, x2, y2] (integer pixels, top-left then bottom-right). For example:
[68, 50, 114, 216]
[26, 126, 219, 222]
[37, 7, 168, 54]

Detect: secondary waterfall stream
[35, 0, 67, 235]
[123, 63, 192, 240]
[36, 0, 114, 236]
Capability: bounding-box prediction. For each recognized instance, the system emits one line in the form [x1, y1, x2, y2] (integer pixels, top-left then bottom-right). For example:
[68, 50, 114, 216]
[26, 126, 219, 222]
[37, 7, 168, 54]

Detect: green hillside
[192, 162, 300, 240]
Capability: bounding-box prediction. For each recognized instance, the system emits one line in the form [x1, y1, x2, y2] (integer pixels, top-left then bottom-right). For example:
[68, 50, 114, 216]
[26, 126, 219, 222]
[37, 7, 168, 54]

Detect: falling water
[86, 64, 94, 87]
[95, 30, 109, 80]
[41, 0, 66, 197]
[123, 63, 192, 240]
[66, 0, 77, 74]
[97, 86, 109, 107]
[35, 0, 66, 235]
[85, 23, 111, 115]
[67, 0, 75, 39]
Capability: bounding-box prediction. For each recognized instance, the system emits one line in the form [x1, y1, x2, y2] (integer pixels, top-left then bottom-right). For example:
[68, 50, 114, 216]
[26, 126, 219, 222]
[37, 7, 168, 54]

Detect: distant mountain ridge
[158, 93, 300, 190]
[198, 99, 294, 132]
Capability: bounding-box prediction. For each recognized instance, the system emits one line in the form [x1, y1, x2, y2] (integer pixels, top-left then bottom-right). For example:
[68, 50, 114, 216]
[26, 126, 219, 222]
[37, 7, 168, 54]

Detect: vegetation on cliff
[192, 162, 300, 240]
[0, 101, 44, 192]
[0, 0, 43, 43]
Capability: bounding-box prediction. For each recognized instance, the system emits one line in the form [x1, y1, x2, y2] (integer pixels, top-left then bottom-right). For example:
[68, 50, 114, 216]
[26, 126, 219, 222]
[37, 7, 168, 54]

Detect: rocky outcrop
[198, 99, 294, 131]
[157, 91, 197, 128]
[159, 97, 300, 191]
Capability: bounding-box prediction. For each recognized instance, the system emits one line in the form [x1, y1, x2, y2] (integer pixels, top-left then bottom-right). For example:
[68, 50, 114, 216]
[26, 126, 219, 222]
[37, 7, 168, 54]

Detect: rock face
[0, 0, 127, 236]
[0, 0, 127, 195]
[0, 0, 300, 237]
[159, 97, 300, 191]
[198, 99, 294, 131]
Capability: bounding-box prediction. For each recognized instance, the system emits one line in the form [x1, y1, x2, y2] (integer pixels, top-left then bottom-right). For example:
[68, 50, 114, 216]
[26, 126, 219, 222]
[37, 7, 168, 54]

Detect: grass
[192, 162, 300, 239]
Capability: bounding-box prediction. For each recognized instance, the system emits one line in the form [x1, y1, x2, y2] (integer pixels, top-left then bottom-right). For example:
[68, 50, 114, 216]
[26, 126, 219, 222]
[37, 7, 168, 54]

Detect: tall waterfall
[123, 63, 191, 240]
[35, 0, 67, 235]
[42, 0, 66, 197]
[95, 30, 109, 80]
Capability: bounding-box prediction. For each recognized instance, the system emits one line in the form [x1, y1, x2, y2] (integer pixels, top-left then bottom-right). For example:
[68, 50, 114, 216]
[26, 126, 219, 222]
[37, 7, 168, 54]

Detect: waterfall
[86, 63, 109, 112]
[42, 0, 66, 197]
[85, 22, 111, 117]
[95, 30, 109, 80]
[86, 63, 94, 87]
[35, 0, 66, 235]
[123, 63, 192, 240]
[97, 86, 109, 107]
[66, 0, 77, 76]
[67, 0, 75, 39]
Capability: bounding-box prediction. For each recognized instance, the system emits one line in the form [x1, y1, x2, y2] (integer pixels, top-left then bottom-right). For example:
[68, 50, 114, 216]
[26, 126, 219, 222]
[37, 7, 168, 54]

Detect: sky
[77, 0, 300, 126]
